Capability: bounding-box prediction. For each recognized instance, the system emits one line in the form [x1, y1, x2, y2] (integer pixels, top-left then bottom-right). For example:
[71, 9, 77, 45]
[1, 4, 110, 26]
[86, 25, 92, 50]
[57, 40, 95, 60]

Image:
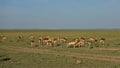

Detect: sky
[0, 0, 120, 29]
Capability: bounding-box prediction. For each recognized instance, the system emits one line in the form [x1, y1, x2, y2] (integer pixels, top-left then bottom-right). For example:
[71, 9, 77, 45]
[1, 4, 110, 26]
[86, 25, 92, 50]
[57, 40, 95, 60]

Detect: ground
[0, 30, 120, 68]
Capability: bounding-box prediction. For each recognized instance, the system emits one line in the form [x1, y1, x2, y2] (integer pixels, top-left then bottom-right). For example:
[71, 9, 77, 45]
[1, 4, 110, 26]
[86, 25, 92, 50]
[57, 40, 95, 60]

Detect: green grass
[0, 48, 120, 68]
[0, 30, 120, 68]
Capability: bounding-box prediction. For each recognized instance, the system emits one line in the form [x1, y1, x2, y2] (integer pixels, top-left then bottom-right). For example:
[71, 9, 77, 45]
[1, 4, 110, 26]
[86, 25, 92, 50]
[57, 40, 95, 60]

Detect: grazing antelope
[87, 41, 92, 46]
[59, 37, 68, 43]
[87, 41, 95, 49]
[67, 39, 77, 48]
[94, 39, 99, 47]
[88, 37, 98, 46]
[76, 37, 85, 47]
[18, 35, 23, 41]
[2, 36, 7, 41]
[99, 38, 106, 46]
[89, 37, 96, 42]
[52, 38, 58, 46]
[29, 35, 34, 41]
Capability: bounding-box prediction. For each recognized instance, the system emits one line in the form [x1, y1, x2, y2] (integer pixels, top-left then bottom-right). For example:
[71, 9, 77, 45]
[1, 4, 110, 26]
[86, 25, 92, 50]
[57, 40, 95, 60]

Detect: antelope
[43, 37, 54, 46]
[59, 37, 68, 43]
[38, 35, 43, 45]
[43, 36, 50, 45]
[88, 37, 98, 46]
[30, 40, 36, 47]
[45, 38, 59, 46]
[99, 38, 106, 46]
[29, 35, 34, 41]
[52, 38, 58, 46]
[46, 39, 53, 46]
[87, 41, 92, 46]
[2, 36, 7, 41]
[42, 36, 55, 46]
[18, 35, 23, 41]
[89, 37, 96, 42]
[67, 39, 77, 48]
[76, 60, 82, 64]
[76, 37, 85, 47]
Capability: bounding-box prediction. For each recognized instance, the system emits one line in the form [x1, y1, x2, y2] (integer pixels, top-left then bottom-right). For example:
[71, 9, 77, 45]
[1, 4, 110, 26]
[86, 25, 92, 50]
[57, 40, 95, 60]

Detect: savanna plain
[0, 30, 120, 68]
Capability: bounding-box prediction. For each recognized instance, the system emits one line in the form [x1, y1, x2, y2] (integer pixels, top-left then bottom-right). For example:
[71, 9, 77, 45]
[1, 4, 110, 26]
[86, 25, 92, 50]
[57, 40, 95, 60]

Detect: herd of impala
[0, 35, 106, 48]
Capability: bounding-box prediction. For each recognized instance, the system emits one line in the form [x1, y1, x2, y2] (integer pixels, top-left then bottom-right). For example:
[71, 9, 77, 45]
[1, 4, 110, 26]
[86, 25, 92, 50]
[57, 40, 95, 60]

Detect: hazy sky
[0, 0, 120, 29]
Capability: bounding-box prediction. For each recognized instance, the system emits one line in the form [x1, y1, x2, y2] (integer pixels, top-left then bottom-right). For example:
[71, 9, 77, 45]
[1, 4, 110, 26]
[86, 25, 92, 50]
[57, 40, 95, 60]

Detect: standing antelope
[30, 40, 36, 47]
[46, 39, 53, 46]
[44, 38, 59, 46]
[38, 35, 43, 45]
[43, 37, 53, 46]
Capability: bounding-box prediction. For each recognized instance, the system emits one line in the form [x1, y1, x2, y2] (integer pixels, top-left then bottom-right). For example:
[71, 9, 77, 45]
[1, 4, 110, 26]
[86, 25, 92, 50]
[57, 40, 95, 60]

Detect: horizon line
[0, 28, 120, 30]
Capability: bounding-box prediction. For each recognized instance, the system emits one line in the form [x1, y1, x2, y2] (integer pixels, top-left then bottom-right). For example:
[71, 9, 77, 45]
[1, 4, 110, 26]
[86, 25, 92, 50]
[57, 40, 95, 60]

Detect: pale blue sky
[0, 0, 120, 29]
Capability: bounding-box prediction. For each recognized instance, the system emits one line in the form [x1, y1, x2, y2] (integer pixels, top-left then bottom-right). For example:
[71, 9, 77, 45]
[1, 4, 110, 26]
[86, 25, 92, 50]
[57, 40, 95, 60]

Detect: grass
[0, 47, 120, 68]
[0, 30, 120, 68]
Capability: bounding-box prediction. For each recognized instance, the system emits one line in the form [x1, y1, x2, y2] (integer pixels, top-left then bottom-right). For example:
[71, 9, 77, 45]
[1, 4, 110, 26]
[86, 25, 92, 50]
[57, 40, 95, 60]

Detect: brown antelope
[76, 60, 82, 64]
[52, 38, 58, 46]
[99, 38, 106, 46]
[42, 36, 55, 46]
[2, 36, 7, 41]
[43, 36, 50, 45]
[46, 39, 53, 46]
[59, 37, 68, 43]
[67, 39, 77, 48]
[87, 41, 92, 46]
[45, 38, 59, 46]
[89, 37, 96, 42]
[88, 37, 98, 46]
[76, 37, 85, 47]
[29, 35, 34, 41]
[43, 37, 53, 46]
